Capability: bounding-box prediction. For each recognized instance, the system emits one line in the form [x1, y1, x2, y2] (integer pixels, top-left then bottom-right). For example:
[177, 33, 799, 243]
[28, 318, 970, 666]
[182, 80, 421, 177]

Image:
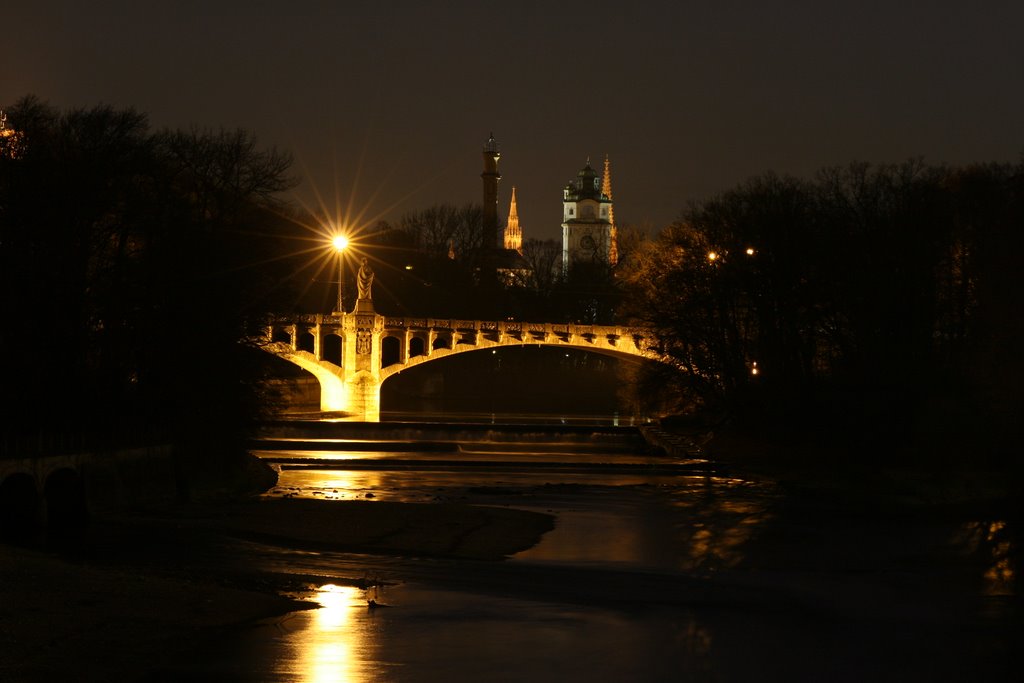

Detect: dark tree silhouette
[621, 159, 1024, 459]
[0, 96, 297, 469]
[398, 203, 484, 261]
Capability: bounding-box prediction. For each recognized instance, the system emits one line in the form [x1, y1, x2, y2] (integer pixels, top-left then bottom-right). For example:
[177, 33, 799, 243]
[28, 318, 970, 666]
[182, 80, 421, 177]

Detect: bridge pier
[344, 372, 381, 422]
[266, 312, 385, 421]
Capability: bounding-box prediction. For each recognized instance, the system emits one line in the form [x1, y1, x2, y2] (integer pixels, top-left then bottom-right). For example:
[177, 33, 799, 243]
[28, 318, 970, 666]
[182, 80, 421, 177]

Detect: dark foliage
[0, 96, 297, 459]
[620, 160, 1024, 459]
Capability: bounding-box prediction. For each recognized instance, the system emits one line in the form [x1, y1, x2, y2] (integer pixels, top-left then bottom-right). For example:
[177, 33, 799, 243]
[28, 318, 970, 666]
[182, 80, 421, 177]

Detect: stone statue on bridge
[355, 257, 375, 313]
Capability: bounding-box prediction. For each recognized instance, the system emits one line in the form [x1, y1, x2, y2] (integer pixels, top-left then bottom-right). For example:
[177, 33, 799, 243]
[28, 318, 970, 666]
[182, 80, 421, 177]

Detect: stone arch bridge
[0, 445, 176, 546]
[262, 312, 665, 421]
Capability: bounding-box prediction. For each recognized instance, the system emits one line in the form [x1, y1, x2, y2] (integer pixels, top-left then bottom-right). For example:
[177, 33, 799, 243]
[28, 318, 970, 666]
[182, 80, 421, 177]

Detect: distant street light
[332, 234, 349, 314]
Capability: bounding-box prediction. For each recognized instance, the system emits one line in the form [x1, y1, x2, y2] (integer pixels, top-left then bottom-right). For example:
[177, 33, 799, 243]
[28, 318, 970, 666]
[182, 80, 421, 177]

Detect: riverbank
[3, 424, 1020, 682]
[661, 420, 1023, 511]
[0, 497, 553, 683]
[0, 543, 303, 682]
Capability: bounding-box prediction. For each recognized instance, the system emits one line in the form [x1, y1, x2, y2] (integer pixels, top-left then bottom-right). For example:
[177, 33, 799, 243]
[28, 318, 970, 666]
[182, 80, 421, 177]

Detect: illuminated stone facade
[561, 159, 616, 275]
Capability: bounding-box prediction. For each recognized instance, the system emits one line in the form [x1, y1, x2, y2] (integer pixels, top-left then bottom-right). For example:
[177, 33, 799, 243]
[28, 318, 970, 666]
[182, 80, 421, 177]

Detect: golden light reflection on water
[673, 477, 775, 572]
[954, 520, 1017, 596]
[296, 583, 367, 683]
[275, 470, 385, 500]
[315, 472, 380, 499]
[980, 521, 1016, 596]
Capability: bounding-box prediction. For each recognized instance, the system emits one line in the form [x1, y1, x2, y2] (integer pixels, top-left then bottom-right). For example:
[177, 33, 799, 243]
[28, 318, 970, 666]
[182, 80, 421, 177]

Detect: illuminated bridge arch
[376, 318, 663, 381]
[262, 313, 667, 421]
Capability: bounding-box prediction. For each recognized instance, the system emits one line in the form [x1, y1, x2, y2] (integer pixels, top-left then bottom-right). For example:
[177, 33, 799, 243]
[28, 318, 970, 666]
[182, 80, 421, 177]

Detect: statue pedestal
[353, 299, 375, 314]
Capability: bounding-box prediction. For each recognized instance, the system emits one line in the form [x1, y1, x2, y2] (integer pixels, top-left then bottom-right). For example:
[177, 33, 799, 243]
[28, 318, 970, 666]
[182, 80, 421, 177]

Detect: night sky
[5, 1, 1023, 240]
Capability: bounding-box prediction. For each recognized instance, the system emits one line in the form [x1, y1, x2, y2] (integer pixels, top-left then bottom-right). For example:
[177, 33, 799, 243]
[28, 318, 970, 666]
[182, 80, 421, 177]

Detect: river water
[153, 419, 1019, 682]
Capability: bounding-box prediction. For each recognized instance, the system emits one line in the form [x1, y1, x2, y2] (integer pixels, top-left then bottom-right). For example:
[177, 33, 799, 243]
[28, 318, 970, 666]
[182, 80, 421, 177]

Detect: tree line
[0, 97, 297, 461]
[619, 159, 1023, 459]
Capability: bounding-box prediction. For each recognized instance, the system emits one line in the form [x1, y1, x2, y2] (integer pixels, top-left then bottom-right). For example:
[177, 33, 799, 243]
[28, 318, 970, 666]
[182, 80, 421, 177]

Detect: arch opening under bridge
[379, 344, 652, 420]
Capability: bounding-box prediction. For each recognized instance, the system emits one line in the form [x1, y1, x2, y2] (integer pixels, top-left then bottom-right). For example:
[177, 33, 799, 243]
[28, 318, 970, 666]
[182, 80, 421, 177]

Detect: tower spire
[603, 155, 618, 266]
[602, 154, 614, 226]
[504, 186, 522, 254]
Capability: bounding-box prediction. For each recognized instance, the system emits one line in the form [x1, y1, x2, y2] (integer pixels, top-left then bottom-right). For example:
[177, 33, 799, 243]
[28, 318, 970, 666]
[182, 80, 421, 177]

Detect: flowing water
[150, 419, 1019, 682]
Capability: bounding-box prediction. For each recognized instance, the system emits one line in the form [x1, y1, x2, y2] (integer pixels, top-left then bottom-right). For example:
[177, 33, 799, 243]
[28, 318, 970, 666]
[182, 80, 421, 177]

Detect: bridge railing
[264, 313, 662, 357]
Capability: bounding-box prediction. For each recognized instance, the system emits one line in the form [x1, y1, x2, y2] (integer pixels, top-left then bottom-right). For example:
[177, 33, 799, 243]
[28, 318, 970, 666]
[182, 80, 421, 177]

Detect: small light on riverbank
[751, 361, 759, 376]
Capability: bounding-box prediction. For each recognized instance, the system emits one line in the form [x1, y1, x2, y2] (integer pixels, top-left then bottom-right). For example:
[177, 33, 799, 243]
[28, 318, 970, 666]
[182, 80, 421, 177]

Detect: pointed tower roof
[603, 155, 618, 266]
[504, 186, 523, 253]
[564, 160, 602, 201]
[602, 155, 615, 225]
[508, 186, 520, 222]
[484, 132, 499, 154]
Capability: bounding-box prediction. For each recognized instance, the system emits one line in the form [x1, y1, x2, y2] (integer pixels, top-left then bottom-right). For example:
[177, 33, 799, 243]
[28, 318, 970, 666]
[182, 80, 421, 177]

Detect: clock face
[580, 234, 596, 252]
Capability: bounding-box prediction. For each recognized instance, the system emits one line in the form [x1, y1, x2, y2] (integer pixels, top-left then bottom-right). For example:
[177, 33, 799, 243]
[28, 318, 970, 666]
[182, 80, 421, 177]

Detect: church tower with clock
[561, 158, 616, 275]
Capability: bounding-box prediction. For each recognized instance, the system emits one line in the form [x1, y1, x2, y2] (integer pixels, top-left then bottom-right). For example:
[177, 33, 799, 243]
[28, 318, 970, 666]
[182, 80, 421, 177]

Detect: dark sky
[5, 1, 1023, 240]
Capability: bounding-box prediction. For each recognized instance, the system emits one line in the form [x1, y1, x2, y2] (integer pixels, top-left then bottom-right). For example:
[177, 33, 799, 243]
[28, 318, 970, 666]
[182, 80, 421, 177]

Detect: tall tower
[602, 155, 618, 266]
[481, 133, 501, 250]
[561, 159, 614, 275]
[504, 186, 523, 253]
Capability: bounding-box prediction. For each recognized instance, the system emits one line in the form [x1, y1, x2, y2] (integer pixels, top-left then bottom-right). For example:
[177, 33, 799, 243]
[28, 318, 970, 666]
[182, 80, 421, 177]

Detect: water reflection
[268, 463, 778, 573]
[670, 477, 775, 573]
[956, 520, 1017, 596]
[284, 583, 368, 683]
[273, 582, 720, 682]
[503, 475, 777, 573]
[982, 521, 1016, 595]
[273, 470, 385, 501]
[228, 433, 1019, 681]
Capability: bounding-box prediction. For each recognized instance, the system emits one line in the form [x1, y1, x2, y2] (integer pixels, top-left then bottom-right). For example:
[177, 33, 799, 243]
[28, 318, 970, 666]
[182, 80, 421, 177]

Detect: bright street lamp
[332, 234, 349, 314]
